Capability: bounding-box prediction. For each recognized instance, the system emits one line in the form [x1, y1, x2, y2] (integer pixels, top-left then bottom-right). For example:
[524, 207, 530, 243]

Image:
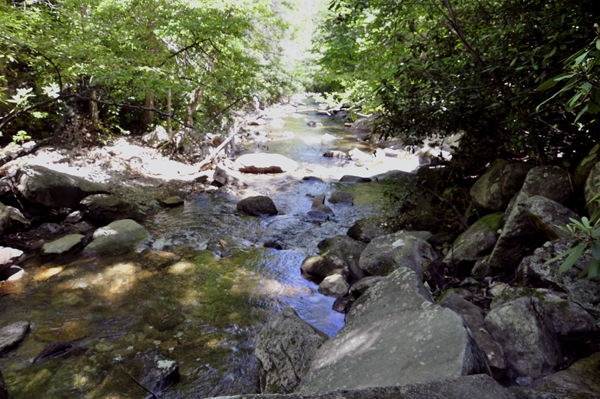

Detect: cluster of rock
[232, 146, 600, 399]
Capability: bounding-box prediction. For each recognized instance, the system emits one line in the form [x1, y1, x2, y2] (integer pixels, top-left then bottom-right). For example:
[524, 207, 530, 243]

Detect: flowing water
[0, 98, 418, 398]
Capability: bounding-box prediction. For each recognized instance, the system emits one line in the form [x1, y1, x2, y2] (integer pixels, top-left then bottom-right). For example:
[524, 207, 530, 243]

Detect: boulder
[488, 166, 571, 270]
[444, 213, 503, 274]
[328, 191, 353, 205]
[311, 194, 325, 208]
[301, 235, 366, 281]
[0, 321, 30, 355]
[0, 246, 23, 274]
[531, 352, 600, 395]
[323, 150, 349, 159]
[470, 159, 509, 211]
[585, 161, 600, 217]
[213, 163, 244, 186]
[439, 291, 506, 371]
[83, 219, 151, 254]
[80, 194, 139, 223]
[255, 307, 329, 393]
[237, 196, 278, 217]
[296, 267, 490, 393]
[574, 143, 600, 191]
[518, 238, 600, 317]
[142, 125, 170, 148]
[318, 274, 349, 298]
[160, 196, 184, 207]
[484, 297, 562, 382]
[346, 217, 393, 243]
[129, 349, 179, 393]
[15, 165, 109, 208]
[339, 175, 371, 183]
[235, 153, 298, 174]
[358, 230, 436, 277]
[349, 276, 385, 298]
[526, 196, 581, 240]
[41, 234, 85, 256]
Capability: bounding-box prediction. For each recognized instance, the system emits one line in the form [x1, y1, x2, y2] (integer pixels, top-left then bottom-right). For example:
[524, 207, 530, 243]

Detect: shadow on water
[0, 98, 400, 398]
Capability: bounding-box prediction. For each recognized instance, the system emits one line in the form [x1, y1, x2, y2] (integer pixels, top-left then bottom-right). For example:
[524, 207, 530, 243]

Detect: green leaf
[535, 78, 560, 91]
[574, 104, 589, 123]
[586, 258, 599, 279]
[558, 244, 587, 274]
[592, 241, 600, 260]
[543, 245, 579, 266]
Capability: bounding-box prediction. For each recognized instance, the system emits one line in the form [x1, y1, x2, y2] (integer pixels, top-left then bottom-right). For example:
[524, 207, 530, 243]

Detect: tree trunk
[167, 88, 172, 137]
[90, 90, 99, 123]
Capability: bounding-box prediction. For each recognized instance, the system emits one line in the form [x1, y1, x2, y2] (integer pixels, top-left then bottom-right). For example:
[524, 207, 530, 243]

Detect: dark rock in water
[328, 191, 353, 205]
[237, 196, 278, 217]
[129, 349, 179, 393]
[201, 374, 515, 399]
[332, 294, 355, 313]
[15, 165, 109, 208]
[302, 176, 323, 183]
[35, 222, 63, 238]
[323, 150, 349, 159]
[263, 240, 283, 250]
[301, 235, 366, 281]
[340, 175, 371, 183]
[306, 121, 323, 128]
[160, 196, 184, 207]
[34, 341, 74, 363]
[0, 321, 30, 355]
[255, 307, 328, 394]
[81, 194, 139, 223]
[300, 210, 330, 224]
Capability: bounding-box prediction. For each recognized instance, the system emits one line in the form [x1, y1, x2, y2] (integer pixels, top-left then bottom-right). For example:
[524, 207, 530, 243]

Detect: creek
[0, 98, 417, 398]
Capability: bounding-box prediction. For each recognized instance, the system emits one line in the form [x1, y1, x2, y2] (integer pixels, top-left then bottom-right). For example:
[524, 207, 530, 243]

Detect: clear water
[0, 98, 412, 398]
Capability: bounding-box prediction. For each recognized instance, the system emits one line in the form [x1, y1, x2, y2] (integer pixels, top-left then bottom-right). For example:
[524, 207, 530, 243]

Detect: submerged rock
[0, 321, 30, 355]
[83, 219, 151, 254]
[328, 191, 353, 205]
[301, 235, 366, 281]
[129, 349, 179, 393]
[255, 307, 329, 394]
[42, 234, 85, 256]
[80, 194, 139, 222]
[237, 196, 278, 217]
[296, 267, 490, 393]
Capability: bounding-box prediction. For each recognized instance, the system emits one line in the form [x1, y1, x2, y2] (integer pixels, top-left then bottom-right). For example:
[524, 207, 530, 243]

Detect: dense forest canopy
[312, 0, 599, 172]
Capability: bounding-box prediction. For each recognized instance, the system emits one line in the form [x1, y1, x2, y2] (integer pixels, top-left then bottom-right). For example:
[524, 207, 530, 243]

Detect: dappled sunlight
[33, 266, 65, 282]
[167, 260, 197, 275]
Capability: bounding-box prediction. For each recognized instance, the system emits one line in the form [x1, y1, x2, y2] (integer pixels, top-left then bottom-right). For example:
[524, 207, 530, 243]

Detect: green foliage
[544, 183, 600, 280]
[313, 0, 599, 167]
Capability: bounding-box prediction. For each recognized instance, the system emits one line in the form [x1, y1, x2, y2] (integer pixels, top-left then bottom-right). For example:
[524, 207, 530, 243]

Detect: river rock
[444, 213, 503, 274]
[255, 306, 329, 394]
[531, 352, 600, 395]
[160, 196, 184, 207]
[349, 276, 385, 298]
[339, 175, 371, 183]
[237, 196, 278, 217]
[80, 194, 139, 222]
[358, 230, 436, 277]
[0, 321, 30, 355]
[318, 274, 349, 298]
[129, 349, 179, 393]
[346, 217, 393, 243]
[518, 238, 600, 317]
[542, 292, 598, 336]
[83, 219, 151, 254]
[235, 153, 298, 174]
[574, 143, 600, 191]
[470, 159, 509, 211]
[585, 161, 600, 217]
[439, 291, 506, 371]
[311, 194, 325, 208]
[142, 125, 170, 148]
[306, 121, 323, 128]
[15, 165, 109, 208]
[0, 246, 23, 273]
[204, 374, 514, 399]
[488, 166, 571, 270]
[42, 234, 85, 255]
[484, 297, 561, 382]
[323, 150, 348, 159]
[214, 163, 244, 186]
[526, 196, 581, 240]
[7, 205, 30, 229]
[296, 267, 490, 393]
[301, 235, 366, 281]
[328, 191, 353, 205]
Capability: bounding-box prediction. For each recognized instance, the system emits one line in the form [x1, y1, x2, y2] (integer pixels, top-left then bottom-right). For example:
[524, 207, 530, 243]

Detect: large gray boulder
[470, 160, 533, 212]
[531, 352, 600, 396]
[83, 219, 151, 254]
[255, 307, 329, 394]
[439, 291, 506, 371]
[585, 161, 600, 217]
[237, 196, 278, 217]
[318, 274, 349, 298]
[358, 231, 436, 277]
[142, 125, 170, 148]
[488, 166, 571, 270]
[235, 153, 298, 174]
[574, 143, 600, 191]
[444, 213, 503, 273]
[526, 196, 581, 241]
[296, 267, 490, 393]
[202, 374, 515, 399]
[80, 194, 139, 223]
[518, 238, 600, 318]
[15, 165, 109, 208]
[0, 321, 30, 355]
[485, 297, 562, 383]
[301, 235, 366, 281]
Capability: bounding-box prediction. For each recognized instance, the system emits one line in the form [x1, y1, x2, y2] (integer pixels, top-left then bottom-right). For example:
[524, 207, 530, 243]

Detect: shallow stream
[0, 98, 416, 398]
